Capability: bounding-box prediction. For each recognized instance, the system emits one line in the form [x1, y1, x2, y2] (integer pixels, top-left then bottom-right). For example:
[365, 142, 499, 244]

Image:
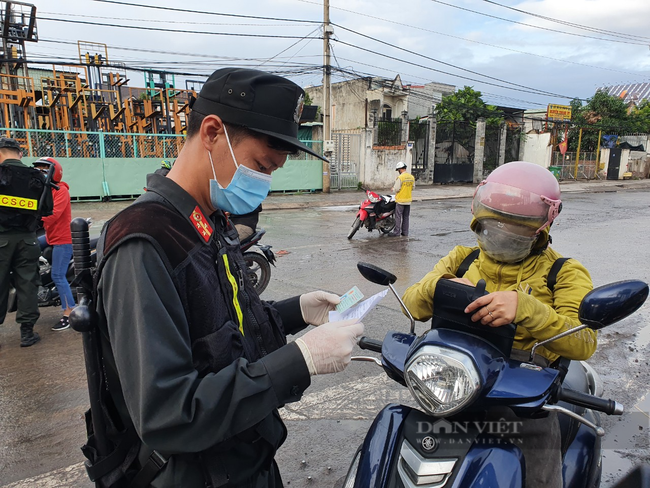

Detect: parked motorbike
[347, 189, 397, 239]
[8, 219, 98, 311]
[343, 262, 648, 488]
[240, 228, 275, 295]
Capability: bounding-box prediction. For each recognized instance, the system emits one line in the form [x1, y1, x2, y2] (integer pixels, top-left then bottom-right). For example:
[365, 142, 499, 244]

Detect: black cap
[0, 137, 22, 151]
[191, 68, 326, 161]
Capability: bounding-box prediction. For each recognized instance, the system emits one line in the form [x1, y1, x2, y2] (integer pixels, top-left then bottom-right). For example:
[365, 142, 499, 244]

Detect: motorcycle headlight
[405, 345, 480, 416]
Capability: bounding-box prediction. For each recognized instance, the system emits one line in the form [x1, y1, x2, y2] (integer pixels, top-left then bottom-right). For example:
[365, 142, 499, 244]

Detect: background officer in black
[0, 137, 47, 347]
[93, 68, 363, 487]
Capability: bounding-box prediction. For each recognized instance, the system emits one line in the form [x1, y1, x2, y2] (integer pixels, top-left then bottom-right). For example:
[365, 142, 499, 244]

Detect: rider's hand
[300, 291, 340, 326]
[465, 291, 518, 328]
[295, 319, 364, 375]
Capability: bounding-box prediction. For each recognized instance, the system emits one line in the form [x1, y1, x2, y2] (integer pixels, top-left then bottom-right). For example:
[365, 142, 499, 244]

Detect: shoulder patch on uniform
[190, 206, 213, 243]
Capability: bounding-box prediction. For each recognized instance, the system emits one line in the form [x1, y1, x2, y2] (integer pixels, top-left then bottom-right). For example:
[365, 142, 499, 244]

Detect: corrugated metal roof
[598, 82, 650, 104]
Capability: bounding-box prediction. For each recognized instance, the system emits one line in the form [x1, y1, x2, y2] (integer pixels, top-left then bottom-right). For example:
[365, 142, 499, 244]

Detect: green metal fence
[1, 128, 324, 200]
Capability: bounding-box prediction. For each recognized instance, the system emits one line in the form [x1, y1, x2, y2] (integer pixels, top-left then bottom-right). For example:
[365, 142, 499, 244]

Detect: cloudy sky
[25, 0, 650, 109]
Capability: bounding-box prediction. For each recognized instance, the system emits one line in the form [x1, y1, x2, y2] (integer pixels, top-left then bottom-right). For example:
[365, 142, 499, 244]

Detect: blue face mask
[209, 126, 272, 215]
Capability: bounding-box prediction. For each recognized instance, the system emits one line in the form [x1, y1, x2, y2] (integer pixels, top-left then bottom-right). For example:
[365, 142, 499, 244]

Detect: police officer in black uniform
[0, 137, 50, 347]
[92, 68, 364, 487]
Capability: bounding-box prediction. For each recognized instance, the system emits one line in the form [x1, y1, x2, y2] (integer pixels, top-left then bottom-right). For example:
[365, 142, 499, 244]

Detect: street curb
[261, 180, 650, 211]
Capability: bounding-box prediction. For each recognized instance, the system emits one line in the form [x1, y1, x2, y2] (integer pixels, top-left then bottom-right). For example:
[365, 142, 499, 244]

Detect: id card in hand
[335, 286, 364, 313]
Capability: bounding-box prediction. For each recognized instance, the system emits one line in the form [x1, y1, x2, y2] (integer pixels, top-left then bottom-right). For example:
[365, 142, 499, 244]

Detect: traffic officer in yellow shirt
[389, 161, 415, 237]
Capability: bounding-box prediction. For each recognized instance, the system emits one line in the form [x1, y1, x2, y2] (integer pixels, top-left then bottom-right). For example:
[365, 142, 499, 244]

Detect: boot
[20, 324, 41, 347]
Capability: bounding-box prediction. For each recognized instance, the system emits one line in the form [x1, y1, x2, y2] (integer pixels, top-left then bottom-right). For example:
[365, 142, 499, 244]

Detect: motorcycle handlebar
[358, 336, 383, 353]
[558, 387, 624, 415]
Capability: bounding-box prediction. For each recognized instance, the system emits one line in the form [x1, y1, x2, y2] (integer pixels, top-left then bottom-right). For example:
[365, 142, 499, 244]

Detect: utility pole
[322, 0, 332, 193]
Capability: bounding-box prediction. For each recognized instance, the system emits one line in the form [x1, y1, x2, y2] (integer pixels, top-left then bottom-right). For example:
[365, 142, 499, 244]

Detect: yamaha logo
[421, 436, 437, 451]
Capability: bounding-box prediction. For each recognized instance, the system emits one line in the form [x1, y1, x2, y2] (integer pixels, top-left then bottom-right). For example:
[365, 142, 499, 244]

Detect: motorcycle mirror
[357, 262, 397, 286]
[579, 280, 649, 330]
[357, 262, 417, 335]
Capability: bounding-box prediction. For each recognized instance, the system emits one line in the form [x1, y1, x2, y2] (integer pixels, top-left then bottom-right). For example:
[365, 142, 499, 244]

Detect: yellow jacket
[393, 172, 415, 204]
[402, 245, 597, 363]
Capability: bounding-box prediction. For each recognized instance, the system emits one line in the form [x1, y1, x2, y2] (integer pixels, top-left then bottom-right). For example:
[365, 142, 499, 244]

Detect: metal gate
[433, 120, 475, 183]
[483, 123, 501, 178]
[410, 119, 430, 181]
[330, 132, 361, 190]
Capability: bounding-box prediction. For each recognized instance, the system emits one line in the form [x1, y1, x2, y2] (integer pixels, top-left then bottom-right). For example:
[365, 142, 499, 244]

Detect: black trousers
[0, 231, 40, 325]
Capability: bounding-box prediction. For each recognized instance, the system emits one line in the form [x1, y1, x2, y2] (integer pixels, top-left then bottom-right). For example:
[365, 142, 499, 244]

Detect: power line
[39, 38, 321, 65]
[333, 38, 581, 99]
[41, 11, 301, 28]
[258, 26, 321, 68]
[332, 24, 577, 99]
[295, 0, 643, 76]
[429, 0, 648, 46]
[39, 18, 571, 100]
[91, 0, 320, 24]
[481, 0, 650, 42]
[331, 56, 549, 108]
[39, 16, 323, 40]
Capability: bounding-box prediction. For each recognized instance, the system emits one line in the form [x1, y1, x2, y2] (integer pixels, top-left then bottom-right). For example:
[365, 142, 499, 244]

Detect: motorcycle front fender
[258, 245, 276, 266]
[447, 445, 523, 488]
[358, 208, 369, 221]
[353, 404, 410, 488]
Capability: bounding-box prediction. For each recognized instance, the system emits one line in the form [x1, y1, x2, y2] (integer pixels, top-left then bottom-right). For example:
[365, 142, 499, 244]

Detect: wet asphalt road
[1, 188, 649, 487]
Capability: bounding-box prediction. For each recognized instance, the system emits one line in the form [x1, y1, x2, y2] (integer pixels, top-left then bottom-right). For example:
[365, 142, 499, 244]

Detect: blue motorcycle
[343, 262, 648, 488]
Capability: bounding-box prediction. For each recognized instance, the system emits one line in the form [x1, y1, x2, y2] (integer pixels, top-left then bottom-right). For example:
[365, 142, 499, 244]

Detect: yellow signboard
[547, 104, 572, 121]
[0, 194, 38, 210]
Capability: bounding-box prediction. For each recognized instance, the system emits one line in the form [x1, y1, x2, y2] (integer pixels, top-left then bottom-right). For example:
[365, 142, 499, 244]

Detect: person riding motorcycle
[402, 161, 596, 488]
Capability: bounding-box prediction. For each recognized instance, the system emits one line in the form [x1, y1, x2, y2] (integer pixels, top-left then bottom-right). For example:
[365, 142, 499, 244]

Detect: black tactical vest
[100, 200, 287, 375]
[0, 159, 53, 232]
[96, 199, 289, 486]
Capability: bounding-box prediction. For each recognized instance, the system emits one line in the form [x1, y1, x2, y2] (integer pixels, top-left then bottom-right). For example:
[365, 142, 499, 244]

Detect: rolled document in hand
[329, 289, 388, 322]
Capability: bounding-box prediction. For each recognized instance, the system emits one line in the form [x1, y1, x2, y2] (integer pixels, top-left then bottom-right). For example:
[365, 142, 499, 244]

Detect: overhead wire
[295, 0, 645, 76]
[258, 26, 321, 68]
[428, 0, 648, 46]
[481, 0, 650, 42]
[332, 23, 573, 99]
[332, 38, 576, 99]
[91, 0, 320, 25]
[33, 3, 636, 105]
[40, 12, 302, 28]
[39, 16, 323, 40]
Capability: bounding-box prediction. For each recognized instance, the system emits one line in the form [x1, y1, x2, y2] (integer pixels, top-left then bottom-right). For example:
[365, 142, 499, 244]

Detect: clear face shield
[474, 219, 538, 263]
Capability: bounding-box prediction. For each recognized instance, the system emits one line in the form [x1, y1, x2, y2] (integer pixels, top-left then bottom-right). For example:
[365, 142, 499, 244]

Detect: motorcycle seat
[240, 229, 265, 246]
[557, 361, 590, 455]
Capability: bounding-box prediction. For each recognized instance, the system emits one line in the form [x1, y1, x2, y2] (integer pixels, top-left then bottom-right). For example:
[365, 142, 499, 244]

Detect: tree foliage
[568, 91, 650, 151]
[435, 86, 502, 124]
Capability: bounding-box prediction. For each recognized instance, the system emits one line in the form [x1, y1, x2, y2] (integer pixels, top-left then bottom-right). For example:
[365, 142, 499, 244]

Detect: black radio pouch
[432, 279, 516, 357]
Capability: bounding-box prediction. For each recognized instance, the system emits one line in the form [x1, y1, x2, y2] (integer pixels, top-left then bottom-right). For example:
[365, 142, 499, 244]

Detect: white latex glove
[295, 319, 364, 375]
[299, 291, 341, 326]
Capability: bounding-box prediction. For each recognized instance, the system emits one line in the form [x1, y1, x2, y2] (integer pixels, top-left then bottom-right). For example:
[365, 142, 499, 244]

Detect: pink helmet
[472, 161, 561, 233]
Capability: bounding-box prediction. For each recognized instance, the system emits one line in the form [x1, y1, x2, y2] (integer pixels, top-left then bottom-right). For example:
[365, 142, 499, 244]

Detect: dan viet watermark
[418, 418, 524, 436]
[413, 412, 650, 450]
[416, 418, 526, 447]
